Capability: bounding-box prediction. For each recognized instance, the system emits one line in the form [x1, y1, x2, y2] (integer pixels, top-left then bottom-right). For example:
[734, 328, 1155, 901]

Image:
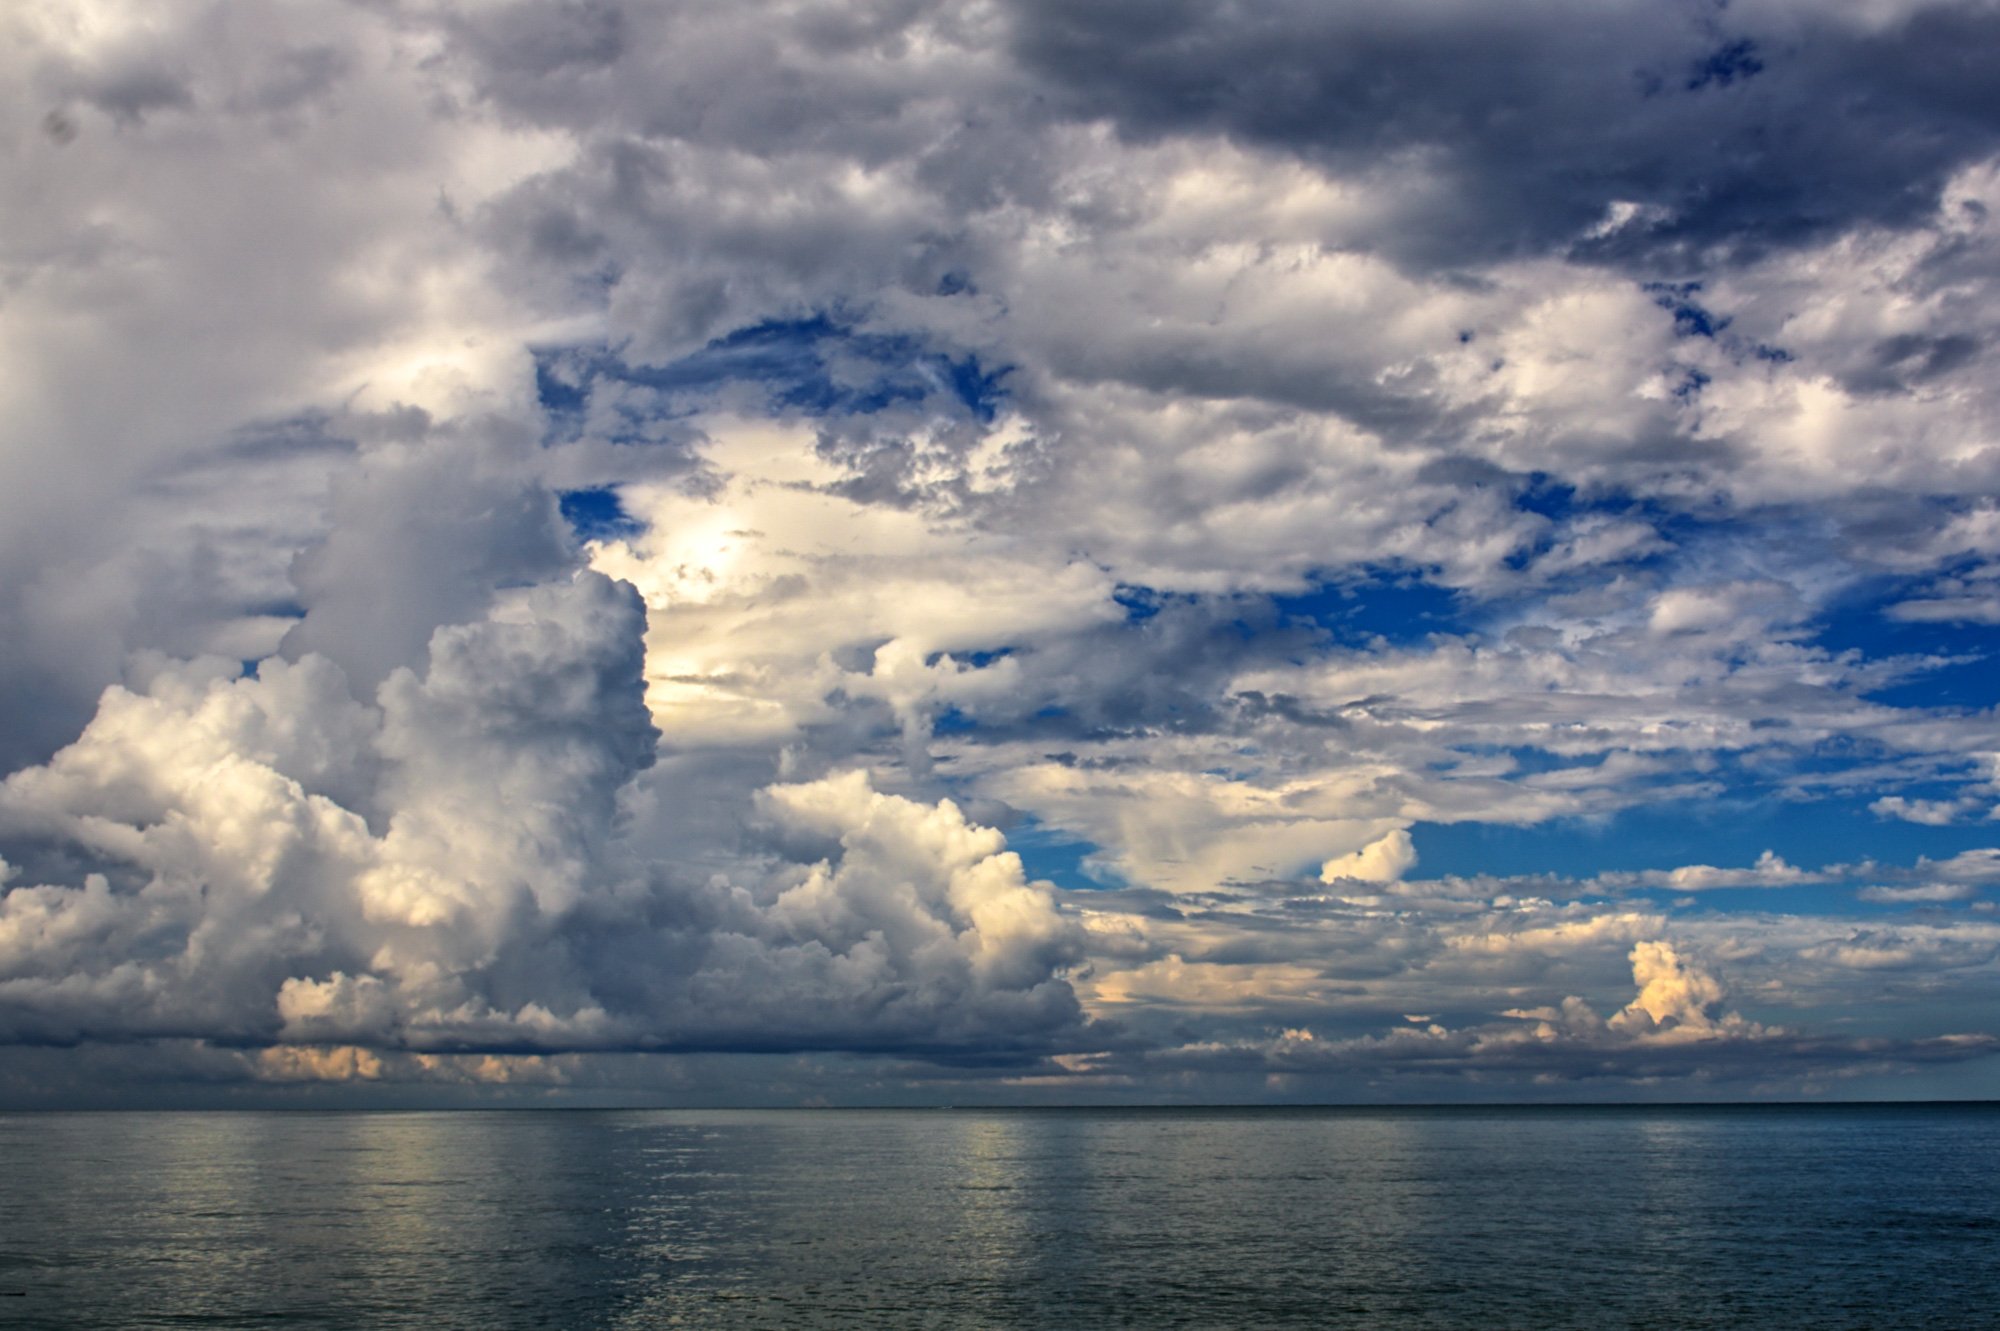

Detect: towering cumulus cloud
[0, 570, 1081, 1061]
[3, 0, 2000, 1102]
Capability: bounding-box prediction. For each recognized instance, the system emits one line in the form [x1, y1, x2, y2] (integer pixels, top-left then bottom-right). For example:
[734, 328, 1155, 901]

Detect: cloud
[1320, 829, 1418, 885]
[280, 431, 576, 694]
[1598, 850, 1826, 892]
[1086, 935, 1996, 1089]
[1871, 795, 1982, 825]
[1609, 940, 1735, 1040]
[1912, 849, 2000, 883]
[256, 1044, 384, 1083]
[1857, 883, 1980, 903]
[1887, 592, 2000, 625]
[0, 571, 1081, 1058]
[1004, 0, 2000, 266]
[6, 0, 2000, 1100]
[0, 571, 642, 1045]
[1148, 938, 1771, 1077]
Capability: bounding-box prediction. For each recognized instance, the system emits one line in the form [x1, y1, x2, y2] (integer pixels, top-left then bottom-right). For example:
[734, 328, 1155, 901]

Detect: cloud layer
[4, 0, 2000, 1103]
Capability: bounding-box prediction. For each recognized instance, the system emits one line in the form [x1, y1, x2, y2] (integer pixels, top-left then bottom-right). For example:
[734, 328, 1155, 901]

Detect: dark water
[1, 1105, 1996, 1328]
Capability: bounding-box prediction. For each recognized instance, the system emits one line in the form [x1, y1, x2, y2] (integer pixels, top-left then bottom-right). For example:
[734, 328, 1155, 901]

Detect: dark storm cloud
[1005, 0, 2000, 267]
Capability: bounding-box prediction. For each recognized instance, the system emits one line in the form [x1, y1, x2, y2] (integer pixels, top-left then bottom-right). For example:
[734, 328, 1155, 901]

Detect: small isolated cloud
[1320, 828, 1418, 885]
[1607, 940, 1737, 1041]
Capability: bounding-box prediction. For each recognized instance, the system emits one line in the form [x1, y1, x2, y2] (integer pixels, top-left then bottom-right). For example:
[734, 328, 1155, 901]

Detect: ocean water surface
[0, 1104, 1994, 1328]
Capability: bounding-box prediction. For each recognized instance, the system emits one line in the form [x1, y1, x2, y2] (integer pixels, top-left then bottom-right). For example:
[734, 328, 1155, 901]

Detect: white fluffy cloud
[1320, 830, 1419, 885]
[0, 571, 1080, 1057]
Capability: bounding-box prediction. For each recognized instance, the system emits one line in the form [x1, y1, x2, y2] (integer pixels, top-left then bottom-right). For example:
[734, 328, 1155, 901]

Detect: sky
[4, 0, 2000, 1107]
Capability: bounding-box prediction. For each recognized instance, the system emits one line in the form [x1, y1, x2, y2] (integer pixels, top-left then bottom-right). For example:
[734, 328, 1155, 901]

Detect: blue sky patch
[1644, 281, 1729, 338]
[1006, 818, 1112, 893]
[1412, 793, 2000, 899]
[1272, 573, 1474, 646]
[533, 316, 1013, 430]
[1113, 584, 1168, 623]
[558, 487, 644, 542]
[1813, 580, 2000, 711]
[1687, 38, 1765, 91]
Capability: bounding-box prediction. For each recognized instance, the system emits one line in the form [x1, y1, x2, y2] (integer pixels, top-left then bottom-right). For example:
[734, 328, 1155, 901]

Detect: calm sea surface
[0, 1104, 1995, 1328]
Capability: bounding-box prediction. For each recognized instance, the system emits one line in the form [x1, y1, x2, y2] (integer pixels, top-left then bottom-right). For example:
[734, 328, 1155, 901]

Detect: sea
[1, 1104, 1995, 1328]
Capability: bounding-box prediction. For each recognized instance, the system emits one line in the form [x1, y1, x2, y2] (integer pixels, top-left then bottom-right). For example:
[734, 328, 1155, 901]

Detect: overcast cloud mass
[5, 0, 2000, 1105]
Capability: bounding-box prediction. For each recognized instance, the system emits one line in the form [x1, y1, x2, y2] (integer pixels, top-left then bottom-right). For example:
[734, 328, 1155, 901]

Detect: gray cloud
[280, 428, 575, 693]
[1006, 0, 2000, 267]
